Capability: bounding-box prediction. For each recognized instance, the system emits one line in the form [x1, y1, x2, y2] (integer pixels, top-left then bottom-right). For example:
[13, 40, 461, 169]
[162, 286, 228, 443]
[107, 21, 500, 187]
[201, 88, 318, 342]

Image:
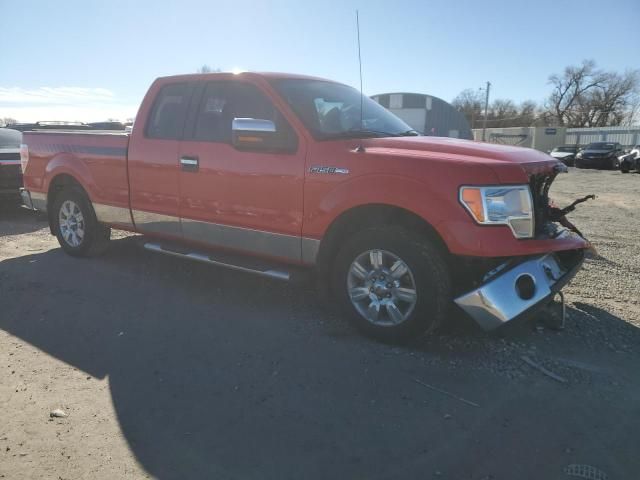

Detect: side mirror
[232, 118, 293, 152]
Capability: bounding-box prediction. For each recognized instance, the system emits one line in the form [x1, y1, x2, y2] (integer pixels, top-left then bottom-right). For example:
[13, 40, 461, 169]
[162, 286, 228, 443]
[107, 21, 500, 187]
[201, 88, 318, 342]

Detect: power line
[481, 81, 491, 141]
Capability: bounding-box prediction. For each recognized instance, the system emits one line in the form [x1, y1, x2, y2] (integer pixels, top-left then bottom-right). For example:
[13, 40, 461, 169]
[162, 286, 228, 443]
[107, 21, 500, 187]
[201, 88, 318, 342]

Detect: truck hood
[362, 136, 559, 182]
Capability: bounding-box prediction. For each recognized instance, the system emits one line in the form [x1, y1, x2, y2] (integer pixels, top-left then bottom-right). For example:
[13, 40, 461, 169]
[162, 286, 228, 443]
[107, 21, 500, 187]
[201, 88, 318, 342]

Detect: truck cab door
[128, 81, 195, 238]
[177, 80, 306, 263]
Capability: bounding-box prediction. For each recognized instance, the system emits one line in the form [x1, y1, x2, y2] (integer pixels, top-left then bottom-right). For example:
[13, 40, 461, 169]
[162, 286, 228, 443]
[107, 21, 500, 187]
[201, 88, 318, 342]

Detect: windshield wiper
[398, 129, 420, 136]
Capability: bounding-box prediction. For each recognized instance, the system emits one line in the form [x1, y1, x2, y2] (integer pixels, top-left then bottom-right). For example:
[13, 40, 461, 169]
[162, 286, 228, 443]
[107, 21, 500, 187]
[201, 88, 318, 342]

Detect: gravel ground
[0, 168, 639, 479]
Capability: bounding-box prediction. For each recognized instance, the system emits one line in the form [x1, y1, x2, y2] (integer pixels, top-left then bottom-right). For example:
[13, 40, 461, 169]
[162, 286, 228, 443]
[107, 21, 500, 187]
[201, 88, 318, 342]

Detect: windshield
[270, 79, 416, 140]
[554, 146, 575, 152]
[586, 142, 615, 150]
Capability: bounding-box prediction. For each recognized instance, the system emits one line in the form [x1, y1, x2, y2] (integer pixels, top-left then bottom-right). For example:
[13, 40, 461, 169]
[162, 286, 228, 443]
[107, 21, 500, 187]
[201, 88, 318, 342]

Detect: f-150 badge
[309, 166, 350, 175]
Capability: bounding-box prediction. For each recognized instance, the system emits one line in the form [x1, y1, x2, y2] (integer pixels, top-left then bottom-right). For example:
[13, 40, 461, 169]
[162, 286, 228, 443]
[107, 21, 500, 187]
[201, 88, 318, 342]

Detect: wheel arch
[315, 203, 449, 276]
[46, 173, 90, 234]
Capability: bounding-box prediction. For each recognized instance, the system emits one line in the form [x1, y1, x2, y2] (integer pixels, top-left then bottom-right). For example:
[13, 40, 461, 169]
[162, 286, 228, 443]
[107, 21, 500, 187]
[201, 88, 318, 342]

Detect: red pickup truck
[20, 72, 589, 341]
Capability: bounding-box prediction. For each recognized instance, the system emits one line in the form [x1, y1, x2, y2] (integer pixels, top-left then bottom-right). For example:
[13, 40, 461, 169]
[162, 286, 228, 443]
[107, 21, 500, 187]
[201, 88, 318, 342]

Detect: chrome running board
[143, 242, 291, 281]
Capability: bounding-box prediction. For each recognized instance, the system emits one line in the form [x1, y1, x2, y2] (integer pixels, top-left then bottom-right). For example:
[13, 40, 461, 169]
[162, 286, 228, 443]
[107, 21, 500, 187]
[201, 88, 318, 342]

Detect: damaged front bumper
[454, 249, 584, 331]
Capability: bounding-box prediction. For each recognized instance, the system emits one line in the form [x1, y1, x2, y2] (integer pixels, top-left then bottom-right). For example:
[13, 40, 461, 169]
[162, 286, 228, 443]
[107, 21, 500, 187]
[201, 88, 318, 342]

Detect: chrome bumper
[454, 252, 583, 331]
[20, 189, 47, 211]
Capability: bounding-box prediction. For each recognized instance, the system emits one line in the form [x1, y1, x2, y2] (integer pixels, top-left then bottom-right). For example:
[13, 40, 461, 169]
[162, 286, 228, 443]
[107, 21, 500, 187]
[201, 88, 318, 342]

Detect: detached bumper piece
[454, 251, 584, 331]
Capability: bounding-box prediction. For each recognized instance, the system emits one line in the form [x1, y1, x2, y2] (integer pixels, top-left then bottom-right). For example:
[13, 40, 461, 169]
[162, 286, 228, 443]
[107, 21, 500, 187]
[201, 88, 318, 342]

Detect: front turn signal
[460, 187, 485, 223]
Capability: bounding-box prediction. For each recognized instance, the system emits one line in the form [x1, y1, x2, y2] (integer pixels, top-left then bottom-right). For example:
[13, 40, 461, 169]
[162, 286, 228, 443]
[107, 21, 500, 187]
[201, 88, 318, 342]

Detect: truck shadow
[0, 203, 47, 237]
[1, 238, 639, 479]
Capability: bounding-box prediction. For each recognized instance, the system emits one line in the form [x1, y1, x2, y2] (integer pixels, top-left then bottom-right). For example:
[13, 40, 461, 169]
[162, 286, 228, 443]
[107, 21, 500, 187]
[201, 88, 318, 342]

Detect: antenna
[355, 10, 365, 152]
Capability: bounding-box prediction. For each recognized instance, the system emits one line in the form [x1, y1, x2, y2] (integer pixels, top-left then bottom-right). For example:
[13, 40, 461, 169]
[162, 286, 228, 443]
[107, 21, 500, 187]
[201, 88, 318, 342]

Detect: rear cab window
[145, 82, 195, 140]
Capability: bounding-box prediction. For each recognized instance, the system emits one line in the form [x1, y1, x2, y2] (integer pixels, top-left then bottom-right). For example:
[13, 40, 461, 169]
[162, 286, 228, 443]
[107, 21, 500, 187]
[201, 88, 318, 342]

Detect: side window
[145, 83, 193, 140]
[193, 81, 297, 150]
[192, 82, 229, 142]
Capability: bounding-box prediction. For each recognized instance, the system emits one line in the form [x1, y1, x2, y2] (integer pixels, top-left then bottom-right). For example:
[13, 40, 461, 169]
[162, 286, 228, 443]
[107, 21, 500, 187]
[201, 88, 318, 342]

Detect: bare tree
[623, 97, 640, 126]
[546, 60, 607, 126]
[451, 89, 483, 128]
[2, 117, 18, 126]
[574, 70, 639, 127]
[453, 92, 539, 128]
[545, 60, 639, 127]
[456, 61, 638, 129]
[518, 100, 538, 127]
[197, 65, 221, 74]
[483, 99, 540, 128]
[489, 99, 518, 127]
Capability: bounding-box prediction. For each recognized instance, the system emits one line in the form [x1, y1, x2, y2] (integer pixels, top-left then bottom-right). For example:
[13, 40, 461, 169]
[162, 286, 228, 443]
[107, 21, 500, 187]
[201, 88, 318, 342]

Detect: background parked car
[620, 145, 640, 173]
[575, 142, 623, 170]
[0, 128, 23, 204]
[549, 145, 579, 166]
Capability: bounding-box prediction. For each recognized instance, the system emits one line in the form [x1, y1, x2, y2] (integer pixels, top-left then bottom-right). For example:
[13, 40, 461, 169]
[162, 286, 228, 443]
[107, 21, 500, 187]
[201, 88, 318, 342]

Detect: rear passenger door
[128, 81, 195, 237]
[177, 80, 306, 262]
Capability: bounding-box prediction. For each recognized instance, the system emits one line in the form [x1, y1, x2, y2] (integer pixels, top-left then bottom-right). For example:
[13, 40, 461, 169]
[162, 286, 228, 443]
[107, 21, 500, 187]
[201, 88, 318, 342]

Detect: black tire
[51, 187, 111, 257]
[330, 227, 451, 342]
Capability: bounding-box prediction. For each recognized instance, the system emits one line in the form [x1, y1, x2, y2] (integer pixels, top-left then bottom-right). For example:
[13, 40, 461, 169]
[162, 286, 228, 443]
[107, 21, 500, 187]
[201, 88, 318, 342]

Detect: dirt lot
[1, 168, 639, 480]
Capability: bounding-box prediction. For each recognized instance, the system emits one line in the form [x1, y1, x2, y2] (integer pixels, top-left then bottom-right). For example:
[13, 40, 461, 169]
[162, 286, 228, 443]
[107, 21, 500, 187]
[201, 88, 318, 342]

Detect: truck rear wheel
[331, 227, 450, 342]
[52, 187, 111, 257]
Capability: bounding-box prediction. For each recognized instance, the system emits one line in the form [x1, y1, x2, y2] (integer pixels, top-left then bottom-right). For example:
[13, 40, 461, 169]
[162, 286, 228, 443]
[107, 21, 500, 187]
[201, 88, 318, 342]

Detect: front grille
[0, 164, 23, 191]
[0, 152, 20, 161]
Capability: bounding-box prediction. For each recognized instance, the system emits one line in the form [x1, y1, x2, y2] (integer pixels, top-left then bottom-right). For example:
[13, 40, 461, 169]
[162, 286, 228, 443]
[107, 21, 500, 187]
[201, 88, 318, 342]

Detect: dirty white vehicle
[620, 145, 640, 173]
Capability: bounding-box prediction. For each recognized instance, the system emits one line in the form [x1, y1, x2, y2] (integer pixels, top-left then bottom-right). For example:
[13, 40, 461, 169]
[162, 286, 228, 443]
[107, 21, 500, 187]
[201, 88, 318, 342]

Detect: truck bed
[22, 130, 131, 215]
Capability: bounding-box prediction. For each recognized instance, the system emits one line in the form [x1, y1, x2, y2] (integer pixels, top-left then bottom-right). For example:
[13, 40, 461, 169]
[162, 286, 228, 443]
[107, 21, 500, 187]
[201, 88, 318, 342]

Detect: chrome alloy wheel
[347, 249, 418, 326]
[58, 200, 85, 247]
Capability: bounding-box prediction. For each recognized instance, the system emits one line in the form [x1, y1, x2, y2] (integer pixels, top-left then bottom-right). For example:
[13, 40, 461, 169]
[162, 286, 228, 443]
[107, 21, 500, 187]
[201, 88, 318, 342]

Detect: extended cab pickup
[20, 72, 589, 341]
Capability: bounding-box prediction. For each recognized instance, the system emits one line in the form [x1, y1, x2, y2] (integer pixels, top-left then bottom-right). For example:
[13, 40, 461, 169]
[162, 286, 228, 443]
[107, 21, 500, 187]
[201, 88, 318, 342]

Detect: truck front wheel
[52, 188, 111, 257]
[331, 227, 451, 342]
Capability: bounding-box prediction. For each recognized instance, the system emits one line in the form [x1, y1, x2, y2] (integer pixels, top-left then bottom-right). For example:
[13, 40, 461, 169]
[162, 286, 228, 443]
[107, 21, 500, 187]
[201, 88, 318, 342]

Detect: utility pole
[481, 81, 491, 142]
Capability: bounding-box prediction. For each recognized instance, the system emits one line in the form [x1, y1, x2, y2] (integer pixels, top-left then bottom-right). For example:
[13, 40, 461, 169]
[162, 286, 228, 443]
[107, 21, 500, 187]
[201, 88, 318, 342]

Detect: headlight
[576, 152, 583, 159]
[460, 185, 534, 239]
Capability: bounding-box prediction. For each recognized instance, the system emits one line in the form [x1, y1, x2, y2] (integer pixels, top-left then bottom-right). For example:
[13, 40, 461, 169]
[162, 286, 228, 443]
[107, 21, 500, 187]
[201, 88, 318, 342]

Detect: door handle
[180, 156, 199, 171]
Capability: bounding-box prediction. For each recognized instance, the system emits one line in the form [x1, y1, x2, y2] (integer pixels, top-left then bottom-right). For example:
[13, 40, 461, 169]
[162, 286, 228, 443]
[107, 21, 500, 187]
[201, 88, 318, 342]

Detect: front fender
[302, 173, 457, 240]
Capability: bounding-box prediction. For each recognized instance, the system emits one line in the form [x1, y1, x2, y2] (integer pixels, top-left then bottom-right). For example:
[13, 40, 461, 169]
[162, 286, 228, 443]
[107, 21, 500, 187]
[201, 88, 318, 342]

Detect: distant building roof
[372, 92, 472, 140]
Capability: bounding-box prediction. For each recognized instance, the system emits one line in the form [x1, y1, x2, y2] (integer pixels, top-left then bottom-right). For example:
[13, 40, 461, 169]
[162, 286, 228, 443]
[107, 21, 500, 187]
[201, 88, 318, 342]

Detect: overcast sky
[2, 0, 638, 122]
